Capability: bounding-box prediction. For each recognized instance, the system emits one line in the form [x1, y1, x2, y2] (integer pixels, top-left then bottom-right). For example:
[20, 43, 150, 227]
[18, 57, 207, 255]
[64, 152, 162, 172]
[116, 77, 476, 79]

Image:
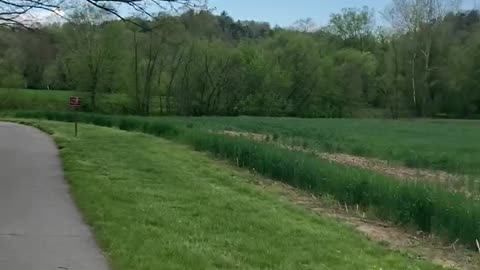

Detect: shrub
[118, 118, 141, 131]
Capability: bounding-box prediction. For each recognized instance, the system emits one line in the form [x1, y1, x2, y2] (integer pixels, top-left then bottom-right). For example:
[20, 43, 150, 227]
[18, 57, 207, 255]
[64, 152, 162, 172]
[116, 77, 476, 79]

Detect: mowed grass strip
[0, 88, 132, 114]
[31, 120, 442, 270]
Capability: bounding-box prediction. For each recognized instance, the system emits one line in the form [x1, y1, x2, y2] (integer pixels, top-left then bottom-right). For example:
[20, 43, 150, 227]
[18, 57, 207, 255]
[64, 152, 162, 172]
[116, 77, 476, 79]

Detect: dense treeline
[1, 1, 480, 118]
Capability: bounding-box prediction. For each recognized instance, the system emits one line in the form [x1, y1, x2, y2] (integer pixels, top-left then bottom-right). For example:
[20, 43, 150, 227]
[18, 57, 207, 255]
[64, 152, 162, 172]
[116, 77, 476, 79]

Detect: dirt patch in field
[314, 152, 459, 183]
[215, 130, 479, 268]
[221, 130, 269, 142]
[218, 130, 460, 184]
[249, 177, 479, 270]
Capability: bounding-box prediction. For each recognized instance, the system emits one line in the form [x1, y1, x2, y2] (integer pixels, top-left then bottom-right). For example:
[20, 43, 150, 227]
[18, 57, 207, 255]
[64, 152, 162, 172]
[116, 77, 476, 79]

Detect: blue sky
[208, 0, 478, 27]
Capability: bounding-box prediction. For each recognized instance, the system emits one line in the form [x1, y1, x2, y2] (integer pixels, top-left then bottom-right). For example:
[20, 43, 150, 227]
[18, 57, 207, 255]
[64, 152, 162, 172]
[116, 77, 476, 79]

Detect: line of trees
[1, 0, 480, 118]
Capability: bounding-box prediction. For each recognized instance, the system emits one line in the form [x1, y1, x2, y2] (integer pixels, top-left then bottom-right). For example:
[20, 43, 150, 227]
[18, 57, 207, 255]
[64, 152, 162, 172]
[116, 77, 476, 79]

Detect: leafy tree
[61, 6, 119, 110]
[329, 49, 377, 117]
[2, 1, 480, 119]
[328, 6, 375, 51]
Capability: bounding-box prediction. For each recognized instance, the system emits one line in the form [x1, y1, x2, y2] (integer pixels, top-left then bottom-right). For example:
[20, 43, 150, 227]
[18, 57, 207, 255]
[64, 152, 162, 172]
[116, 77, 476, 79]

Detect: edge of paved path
[0, 121, 110, 270]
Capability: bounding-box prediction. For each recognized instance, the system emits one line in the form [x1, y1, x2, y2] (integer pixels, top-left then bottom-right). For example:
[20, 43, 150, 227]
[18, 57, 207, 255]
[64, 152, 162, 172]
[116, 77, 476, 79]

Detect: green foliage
[328, 6, 376, 51]
[12, 111, 480, 250]
[2, 6, 479, 118]
[0, 73, 25, 88]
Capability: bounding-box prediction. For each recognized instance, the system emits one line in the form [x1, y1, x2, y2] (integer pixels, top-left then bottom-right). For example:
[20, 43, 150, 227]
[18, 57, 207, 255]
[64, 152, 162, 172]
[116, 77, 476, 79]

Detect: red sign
[69, 97, 82, 107]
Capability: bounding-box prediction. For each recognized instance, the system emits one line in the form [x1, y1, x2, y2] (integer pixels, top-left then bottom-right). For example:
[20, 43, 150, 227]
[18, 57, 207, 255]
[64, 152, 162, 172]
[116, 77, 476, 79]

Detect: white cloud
[18, 8, 65, 26]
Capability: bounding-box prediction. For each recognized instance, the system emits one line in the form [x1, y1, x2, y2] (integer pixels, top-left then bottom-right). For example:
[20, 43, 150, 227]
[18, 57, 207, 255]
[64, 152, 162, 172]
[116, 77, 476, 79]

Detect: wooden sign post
[69, 97, 82, 137]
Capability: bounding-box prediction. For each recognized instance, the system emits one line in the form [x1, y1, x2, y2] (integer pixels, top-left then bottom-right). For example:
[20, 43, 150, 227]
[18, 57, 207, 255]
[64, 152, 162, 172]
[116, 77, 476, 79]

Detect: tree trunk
[422, 35, 432, 117]
[411, 52, 418, 116]
[133, 31, 140, 114]
[392, 40, 399, 118]
[166, 48, 183, 114]
[88, 65, 98, 111]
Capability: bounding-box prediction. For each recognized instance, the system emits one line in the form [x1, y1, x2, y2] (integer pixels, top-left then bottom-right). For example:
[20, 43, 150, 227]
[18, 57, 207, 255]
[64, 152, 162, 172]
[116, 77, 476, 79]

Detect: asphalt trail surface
[0, 122, 109, 270]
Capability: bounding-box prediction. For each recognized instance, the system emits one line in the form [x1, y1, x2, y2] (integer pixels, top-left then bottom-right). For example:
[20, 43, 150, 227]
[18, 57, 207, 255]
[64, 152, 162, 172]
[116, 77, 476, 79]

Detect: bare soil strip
[218, 130, 480, 268]
[219, 130, 461, 184]
[315, 152, 459, 183]
[246, 174, 480, 270]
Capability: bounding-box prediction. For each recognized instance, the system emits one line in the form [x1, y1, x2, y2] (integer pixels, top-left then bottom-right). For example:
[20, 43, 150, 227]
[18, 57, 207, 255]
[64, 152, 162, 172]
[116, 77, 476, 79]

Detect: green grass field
[10, 111, 480, 251]
[6, 89, 480, 177]
[0, 88, 132, 114]
[153, 116, 480, 177]
[20, 120, 445, 270]
[0, 88, 74, 111]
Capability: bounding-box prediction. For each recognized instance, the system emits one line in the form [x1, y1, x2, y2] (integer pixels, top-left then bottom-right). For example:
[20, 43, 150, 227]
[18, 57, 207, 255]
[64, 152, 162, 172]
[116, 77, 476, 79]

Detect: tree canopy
[1, 1, 479, 118]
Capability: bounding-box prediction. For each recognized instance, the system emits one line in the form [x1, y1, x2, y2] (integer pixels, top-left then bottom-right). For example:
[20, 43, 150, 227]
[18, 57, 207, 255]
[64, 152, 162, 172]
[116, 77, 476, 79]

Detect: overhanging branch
[0, 0, 206, 28]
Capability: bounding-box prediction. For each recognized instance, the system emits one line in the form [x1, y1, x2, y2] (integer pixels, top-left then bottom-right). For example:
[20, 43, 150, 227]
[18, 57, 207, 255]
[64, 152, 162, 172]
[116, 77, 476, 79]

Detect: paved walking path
[0, 122, 109, 270]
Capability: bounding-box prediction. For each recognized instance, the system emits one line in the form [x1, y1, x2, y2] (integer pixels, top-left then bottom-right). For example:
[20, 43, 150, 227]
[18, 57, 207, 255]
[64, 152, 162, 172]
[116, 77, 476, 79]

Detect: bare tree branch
[0, 0, 206, 28]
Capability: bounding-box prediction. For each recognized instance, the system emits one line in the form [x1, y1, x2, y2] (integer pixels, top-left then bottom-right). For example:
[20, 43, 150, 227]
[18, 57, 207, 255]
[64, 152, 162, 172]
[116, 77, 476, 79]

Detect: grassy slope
[0, 88, 75, 111]
[28, 120, 442, 270]
[0, 88, 131, 114]
[159, 116, 480, 176]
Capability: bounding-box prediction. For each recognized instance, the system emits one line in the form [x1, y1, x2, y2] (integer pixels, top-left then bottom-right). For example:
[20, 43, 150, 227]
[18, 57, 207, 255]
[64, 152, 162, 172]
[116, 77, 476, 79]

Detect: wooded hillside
[1, 0, 479, 118]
